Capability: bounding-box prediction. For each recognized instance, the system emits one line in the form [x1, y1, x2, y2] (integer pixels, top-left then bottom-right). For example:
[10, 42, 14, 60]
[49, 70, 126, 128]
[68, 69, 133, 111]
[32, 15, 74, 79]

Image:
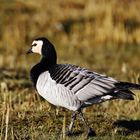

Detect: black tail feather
[114, 90, 134, 100]
[115, 82, 140, 90]
[113, 81, 140, 100]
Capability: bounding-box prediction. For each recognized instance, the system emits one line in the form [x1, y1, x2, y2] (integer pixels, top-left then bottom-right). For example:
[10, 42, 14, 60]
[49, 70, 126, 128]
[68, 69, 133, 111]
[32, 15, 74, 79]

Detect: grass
[0, 45, 140, 140]
[0, 0, 140, 139]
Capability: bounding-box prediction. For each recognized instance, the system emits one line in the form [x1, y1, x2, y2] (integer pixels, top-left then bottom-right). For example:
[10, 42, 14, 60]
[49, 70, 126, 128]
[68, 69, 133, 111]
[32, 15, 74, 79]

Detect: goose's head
[27, 37, 57, 65]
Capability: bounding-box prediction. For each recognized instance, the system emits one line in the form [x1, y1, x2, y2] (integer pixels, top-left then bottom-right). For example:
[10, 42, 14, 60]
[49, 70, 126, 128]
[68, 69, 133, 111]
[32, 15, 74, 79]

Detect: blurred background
[0, 0, 140, 139]
[1, 0, 140, 75]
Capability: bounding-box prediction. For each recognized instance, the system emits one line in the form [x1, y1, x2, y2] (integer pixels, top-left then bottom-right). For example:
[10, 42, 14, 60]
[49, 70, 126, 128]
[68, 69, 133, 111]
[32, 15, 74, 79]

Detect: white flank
[36, 71, 81, 111]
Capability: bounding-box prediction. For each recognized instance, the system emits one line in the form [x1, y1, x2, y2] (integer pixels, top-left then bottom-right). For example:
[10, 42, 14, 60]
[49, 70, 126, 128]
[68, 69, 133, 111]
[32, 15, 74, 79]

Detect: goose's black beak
[26, 48, 33, 54]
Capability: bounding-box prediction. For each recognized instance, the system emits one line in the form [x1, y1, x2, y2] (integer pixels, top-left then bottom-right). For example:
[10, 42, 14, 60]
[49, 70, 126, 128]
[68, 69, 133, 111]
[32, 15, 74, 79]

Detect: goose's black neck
[30, 37, 57, 87]
[40, 56, 56, 67]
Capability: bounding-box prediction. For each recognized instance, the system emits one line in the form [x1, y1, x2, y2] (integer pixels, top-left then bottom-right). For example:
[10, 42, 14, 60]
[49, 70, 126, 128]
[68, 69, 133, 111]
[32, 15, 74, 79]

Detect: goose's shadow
[113, 120, 140, 135]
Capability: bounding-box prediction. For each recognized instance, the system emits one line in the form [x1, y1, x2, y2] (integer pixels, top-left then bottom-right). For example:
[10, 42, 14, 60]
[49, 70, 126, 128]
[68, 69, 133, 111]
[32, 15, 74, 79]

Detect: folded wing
[50, 65, 112, 92]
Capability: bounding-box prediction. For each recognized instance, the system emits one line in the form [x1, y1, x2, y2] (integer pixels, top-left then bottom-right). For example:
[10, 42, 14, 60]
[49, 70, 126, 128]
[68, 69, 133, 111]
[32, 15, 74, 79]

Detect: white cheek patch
[32, 45, 42, 55]
[32, 40, 43, 55]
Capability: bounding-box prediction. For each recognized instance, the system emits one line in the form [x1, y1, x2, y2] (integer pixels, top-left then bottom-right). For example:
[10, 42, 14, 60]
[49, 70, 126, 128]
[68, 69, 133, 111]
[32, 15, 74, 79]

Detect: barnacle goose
[27, 37, 140, 137]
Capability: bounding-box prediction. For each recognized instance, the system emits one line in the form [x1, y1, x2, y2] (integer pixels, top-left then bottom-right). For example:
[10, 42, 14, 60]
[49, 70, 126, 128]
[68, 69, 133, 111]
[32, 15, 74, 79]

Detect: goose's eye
[32, 43, 37, 47]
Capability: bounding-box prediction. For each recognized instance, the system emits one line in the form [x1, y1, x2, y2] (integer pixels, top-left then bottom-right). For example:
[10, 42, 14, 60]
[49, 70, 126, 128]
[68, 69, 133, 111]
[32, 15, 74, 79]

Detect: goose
[27, 37, 140, 137]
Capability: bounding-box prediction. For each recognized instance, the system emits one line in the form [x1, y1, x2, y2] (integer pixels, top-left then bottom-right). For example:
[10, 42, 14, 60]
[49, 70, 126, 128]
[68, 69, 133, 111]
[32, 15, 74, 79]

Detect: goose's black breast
[30, 63, 48, 87]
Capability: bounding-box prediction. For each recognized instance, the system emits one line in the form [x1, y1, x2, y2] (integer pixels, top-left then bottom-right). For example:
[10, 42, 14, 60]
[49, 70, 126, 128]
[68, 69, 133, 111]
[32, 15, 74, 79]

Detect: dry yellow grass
[0, 0, 140, 69]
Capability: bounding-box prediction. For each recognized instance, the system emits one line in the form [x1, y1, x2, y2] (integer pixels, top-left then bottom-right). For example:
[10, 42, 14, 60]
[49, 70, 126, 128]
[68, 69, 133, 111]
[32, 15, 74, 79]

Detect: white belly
[36, 71, 81, 111]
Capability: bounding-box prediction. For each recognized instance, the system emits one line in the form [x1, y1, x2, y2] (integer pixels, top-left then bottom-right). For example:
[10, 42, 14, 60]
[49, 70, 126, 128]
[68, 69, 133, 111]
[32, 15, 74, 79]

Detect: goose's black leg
[79, 110, 96, 137]
[67, 111, 77, 136]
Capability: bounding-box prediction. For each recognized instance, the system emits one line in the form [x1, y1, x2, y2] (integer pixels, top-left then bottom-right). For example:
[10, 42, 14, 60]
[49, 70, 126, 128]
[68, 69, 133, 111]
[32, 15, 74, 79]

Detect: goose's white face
[31, 40, 43, 55]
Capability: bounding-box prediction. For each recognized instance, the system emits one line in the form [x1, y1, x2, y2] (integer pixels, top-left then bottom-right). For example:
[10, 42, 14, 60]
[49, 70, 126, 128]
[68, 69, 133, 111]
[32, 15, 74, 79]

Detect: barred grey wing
[49, 64, 118, 101]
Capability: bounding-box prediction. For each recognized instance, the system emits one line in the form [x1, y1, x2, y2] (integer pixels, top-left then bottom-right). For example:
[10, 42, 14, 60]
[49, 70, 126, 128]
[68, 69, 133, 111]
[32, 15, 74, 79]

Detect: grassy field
[0, 0, 140, 139]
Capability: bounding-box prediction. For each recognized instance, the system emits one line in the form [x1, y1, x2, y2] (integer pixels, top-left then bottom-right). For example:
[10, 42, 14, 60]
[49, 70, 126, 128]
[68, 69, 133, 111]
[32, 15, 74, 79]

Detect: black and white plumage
[27, 37, 140, 137]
